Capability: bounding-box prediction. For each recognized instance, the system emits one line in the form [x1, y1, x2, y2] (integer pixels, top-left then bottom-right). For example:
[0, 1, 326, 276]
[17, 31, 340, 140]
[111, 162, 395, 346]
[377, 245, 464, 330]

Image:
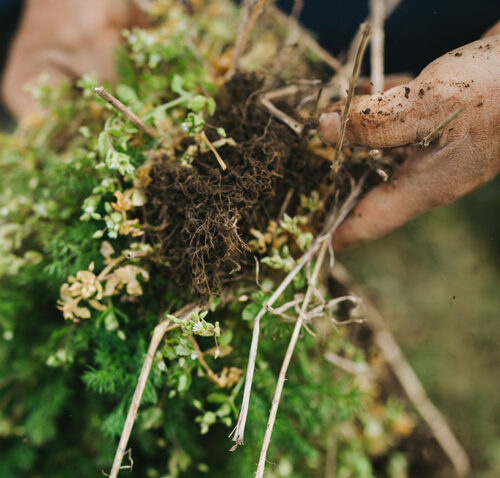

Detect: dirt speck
[404, 87, 411, 99]
[454, 52, 462, 57]
[418, 88, 425, 98]
[362, 108, 371, 114]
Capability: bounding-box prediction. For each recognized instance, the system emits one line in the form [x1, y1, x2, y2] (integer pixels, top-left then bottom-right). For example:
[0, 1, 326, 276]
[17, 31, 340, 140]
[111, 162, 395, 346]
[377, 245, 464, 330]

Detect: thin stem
[420, 106, 464, 147]
[188, 335, 224, 387]
[346, 0, 401, 69]
[272, 0, 307, 75]
[332, 23, 371, 171]
[255, 240, 328, 478]
[227, 0, 268, 78]
[269, 7, 341, 72]
[230, 175, 366, 447]
[260, 85, 304, 135]
[229, 238, 321, 445]
[324, 352, 372, 376]
[142, 95, 190, 120]
[94, 86, 158, 137]
[200, 131, 227, 171]
[290, 0, 305, 21]
[369, 0, 385, 95]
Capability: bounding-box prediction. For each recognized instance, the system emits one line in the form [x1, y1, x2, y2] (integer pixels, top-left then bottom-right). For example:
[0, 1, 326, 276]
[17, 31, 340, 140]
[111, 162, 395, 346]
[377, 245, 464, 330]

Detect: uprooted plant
[0, 1, 470, 477]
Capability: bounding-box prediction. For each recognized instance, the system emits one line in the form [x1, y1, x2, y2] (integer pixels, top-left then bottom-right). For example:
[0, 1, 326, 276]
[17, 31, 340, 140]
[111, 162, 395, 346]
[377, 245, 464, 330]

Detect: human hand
[1, 0, 148, 119]
[319, 34, 500, 249]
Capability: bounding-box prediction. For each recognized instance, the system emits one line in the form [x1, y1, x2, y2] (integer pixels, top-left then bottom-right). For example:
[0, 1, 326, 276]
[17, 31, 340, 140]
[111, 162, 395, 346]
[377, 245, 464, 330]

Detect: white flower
[33, 203, 48, 217]
[144, 34, 155, 46]
[149, 53, 162, 66]
[192, 321, 203, 333]
[3, 331, 13, 341]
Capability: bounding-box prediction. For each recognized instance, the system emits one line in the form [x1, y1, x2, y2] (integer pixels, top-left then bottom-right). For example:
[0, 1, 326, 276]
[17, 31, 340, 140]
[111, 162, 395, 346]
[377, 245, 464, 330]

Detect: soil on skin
[145, 73, 330, 296]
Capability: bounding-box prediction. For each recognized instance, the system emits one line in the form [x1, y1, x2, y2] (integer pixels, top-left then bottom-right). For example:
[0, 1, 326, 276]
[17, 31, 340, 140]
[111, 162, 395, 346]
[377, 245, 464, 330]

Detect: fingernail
[318, 112, 341, 144]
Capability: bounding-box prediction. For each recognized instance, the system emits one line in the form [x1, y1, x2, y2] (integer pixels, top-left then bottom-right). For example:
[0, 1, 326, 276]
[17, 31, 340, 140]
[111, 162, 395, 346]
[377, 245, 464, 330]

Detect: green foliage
[0, 1, 417, 477]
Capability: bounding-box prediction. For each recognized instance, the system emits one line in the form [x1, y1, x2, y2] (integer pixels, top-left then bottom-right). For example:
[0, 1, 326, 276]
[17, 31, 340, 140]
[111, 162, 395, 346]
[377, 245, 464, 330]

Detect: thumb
[318, 80, 459, 149]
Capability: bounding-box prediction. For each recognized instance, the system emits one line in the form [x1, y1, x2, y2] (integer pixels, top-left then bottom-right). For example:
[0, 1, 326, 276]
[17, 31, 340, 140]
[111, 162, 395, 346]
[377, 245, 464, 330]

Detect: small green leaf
[140, 407, 163, 430]
[242, 302, 261, 321]
[206, 98, 216, 116]
[175, 343, 192, 356]
[206, 393, 228, 404]
[188, 95, 207, 112]
[171, 74, 185, 95]
[177, 373, 191, 392]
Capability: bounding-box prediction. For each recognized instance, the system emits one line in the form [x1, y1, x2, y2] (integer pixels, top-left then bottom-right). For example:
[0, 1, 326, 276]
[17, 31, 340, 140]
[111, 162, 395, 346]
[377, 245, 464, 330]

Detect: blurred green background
[340, 176, 500, 477]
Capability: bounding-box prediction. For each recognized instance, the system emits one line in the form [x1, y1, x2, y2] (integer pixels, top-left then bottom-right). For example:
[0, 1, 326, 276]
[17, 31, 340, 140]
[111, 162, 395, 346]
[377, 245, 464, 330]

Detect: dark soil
[144, 73, 331, 296]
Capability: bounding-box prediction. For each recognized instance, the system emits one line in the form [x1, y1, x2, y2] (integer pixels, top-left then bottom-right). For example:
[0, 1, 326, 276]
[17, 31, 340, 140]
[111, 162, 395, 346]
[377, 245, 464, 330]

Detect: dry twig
[324, 429, 337, 478]
[346, 0, 401, 69]
[332, 23, 371, 171]
[269, 6, 341, 72]
[188, 335, 228, 388]
[369, 0, 385, 94]
[94, 86, 158, 137]
[255, 240, 328, 478]
[254, 175, 368, 476]
[259, 85, 304, 135]
[420, 106, 464, 147]
[227, 0, 268, 78]
[325, 0, 400, 103]
[200, 131, 228, 170]
[230, 174, 367, 448]
[272, 0, 307, 75]
[108, 302, 200, 478]
[324, 351, 372, 376]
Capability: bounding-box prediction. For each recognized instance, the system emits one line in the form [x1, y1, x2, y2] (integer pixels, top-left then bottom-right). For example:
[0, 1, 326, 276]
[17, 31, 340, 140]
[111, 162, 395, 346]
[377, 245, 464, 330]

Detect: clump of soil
[144, 73, 330, 296]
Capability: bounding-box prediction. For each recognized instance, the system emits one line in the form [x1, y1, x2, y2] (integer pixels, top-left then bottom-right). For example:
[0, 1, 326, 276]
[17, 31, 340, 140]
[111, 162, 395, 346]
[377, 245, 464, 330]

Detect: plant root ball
[144, 73, 330, 297]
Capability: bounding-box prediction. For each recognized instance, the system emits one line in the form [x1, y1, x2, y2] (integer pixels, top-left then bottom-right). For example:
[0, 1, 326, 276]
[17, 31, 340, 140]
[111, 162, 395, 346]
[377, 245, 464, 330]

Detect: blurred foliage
[341, 179, 500, 477]
[0, 1, 443, 477]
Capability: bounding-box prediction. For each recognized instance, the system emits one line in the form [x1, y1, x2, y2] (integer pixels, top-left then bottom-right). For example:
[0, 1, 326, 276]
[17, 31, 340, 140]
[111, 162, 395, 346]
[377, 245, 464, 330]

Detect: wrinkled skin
[320, 24, 500, 249]
[2, 0, 148, 119]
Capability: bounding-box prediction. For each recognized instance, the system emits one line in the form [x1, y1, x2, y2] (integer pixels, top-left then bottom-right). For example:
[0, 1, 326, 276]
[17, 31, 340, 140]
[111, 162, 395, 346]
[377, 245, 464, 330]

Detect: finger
[319, 79, 463, 149]
[355, 73, 414, 94]
[1, 62, 68, 119]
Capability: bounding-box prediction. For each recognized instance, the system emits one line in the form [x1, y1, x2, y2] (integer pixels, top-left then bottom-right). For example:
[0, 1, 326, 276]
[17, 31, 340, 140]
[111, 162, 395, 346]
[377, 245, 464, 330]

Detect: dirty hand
[2, 0, 148, 119]
[319, 33, 500, 249]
